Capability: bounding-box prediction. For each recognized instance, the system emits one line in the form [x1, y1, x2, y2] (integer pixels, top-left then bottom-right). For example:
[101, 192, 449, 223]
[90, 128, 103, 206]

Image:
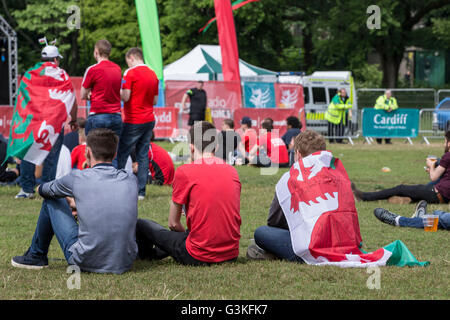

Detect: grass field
[0, 139, 449, 300]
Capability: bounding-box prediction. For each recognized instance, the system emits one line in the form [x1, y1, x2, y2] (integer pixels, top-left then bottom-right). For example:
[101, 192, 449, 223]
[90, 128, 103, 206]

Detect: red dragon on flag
[276, 150, 429, 267]
[7, 61, 75, 165]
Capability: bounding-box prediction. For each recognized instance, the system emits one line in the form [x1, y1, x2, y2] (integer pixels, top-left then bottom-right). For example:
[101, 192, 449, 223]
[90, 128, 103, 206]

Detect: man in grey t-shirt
[11, 128, 138, 274]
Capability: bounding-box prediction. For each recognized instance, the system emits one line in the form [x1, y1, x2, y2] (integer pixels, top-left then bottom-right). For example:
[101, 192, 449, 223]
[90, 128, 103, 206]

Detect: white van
[279, 71, 358, 135]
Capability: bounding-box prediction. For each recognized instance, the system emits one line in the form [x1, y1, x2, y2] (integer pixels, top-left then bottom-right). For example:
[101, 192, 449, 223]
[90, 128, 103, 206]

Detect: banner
[0, 106, 13, 138]
[362, 108, 419, 138]
[135, 0, 164, 82]
[243, 82, 276, 108]
[153, 107, 179, 138]
[214, 0, 241, 84]
[274, 83, 304, 109]
[234, 108, 305, 137]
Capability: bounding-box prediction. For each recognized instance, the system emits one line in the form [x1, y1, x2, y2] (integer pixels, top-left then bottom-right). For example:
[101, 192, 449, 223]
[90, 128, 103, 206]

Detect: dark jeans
[20, 131, 64, 193]
[361, 184, 442, 203]
[135, 219, 207, 266]
[254, 225, 304, 262]
[85, 113, 123, 167]
[399, 210, 450, 230]
[117, 121, 155, 196]
[327, 122, 345, 143]
[251, 154, 289, 168]
[376, 138, 392, 144]
[29, 198, 78, 262]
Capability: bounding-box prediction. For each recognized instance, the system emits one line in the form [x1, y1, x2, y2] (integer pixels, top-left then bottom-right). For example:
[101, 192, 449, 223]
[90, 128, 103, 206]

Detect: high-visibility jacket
[325, 94, 352, 125]
[374, 95, 398, 111]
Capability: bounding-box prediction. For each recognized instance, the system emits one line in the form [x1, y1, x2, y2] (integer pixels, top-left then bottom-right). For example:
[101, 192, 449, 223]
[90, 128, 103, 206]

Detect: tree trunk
[302, 23, 314, 72]
[380, 50, 403, 88]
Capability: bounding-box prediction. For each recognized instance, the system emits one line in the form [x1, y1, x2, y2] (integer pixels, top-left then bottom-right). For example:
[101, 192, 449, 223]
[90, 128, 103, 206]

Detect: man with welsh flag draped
[8, 40, 78, 199]
[247, 130, 429, 268]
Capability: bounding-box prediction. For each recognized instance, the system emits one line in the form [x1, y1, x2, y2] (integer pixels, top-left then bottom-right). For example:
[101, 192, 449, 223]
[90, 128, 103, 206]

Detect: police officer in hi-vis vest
[374, 89, 398, 144]
[325, 88, 352, 143]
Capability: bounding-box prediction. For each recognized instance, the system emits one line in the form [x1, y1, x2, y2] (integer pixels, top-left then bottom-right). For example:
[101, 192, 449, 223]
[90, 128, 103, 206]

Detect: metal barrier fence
[437, 89, 450, 103]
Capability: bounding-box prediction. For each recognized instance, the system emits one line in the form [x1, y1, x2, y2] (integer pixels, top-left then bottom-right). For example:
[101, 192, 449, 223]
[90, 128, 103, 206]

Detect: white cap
[41, 45, 63, 59]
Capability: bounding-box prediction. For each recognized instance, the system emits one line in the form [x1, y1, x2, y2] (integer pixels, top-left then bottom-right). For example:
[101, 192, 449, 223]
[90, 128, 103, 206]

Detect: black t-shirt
[187, 88, 207, 116]
[282, 128, 301, 148]
[215, 130, 241, 162]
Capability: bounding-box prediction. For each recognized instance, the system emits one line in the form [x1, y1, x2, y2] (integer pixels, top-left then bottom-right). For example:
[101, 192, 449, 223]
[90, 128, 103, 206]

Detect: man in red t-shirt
[148, 142, 174, 185]
[135, 121, 241, 265]
[116, 47, 159, 200]
[81, 39, 122, 139]
[237, 116, 258, 164]
[249, 118, 289, 167]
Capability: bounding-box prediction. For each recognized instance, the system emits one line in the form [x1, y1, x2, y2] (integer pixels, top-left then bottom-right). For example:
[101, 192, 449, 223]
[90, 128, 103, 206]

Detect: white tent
[163, 44, 277, 82]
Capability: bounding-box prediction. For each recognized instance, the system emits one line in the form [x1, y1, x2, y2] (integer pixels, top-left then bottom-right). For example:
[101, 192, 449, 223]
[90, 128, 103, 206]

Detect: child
[71, 118, 89, 170]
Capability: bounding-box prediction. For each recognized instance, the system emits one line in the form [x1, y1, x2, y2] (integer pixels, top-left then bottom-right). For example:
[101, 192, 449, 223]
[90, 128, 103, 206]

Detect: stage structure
[0, 15, 18, 106]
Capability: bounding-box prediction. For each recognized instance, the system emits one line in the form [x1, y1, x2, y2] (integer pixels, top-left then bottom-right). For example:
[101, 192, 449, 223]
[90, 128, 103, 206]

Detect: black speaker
[0, 37, 10, 105]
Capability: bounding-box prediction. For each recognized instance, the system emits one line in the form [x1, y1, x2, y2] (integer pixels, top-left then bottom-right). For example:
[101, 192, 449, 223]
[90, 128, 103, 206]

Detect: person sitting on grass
[0, 135, 19, 183]
[11, 128, 138, 274]
[248, 118, 289, 168]
[135, 121, 242, 266]
[215, 118, 241, 164]
[373, 200, 449, 230]
[351, 131, 450, 204]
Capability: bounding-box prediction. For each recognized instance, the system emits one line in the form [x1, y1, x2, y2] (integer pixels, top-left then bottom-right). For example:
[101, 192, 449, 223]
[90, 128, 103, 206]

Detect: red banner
[274, 83, 304, 110]
[233, 108, 306, 137]
[153, 107, 179, 138]
[0, 106, 13, 138]
[165, 80, 241, 131]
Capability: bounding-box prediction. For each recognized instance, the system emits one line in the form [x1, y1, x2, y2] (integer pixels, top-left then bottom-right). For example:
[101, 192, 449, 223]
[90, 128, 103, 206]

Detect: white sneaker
[15, 189, 35, 199]
[138, 195, 145, 201]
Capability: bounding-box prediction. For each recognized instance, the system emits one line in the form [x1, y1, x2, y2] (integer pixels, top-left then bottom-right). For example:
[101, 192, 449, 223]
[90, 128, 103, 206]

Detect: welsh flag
[6, 62, 75, 165]
[276, 150, 429, 267]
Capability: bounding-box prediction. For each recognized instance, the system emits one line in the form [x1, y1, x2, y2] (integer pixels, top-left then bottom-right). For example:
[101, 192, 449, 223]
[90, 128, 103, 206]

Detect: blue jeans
[398, 210, 450, 230]
[20, 131, 64, 193]
[254, 225, 304, 262]
[29, 198, 79, 262]
[85, 113, 123, 167]
[117, 121, 155, 196]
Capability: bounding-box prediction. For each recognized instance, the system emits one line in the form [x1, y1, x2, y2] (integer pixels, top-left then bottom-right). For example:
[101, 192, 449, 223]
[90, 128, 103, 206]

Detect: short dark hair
[126, 47, 144, 61]
[261, 118, 273, 132]
[86, 128, 118, 162]
[445, 131, 450, 141]
[223, 119, 234, 129]
[41, 57, 59, 63]
[188, 121, 217, 153]
[286, 116, 301, 129]
[95, 39, 112, 58]
[294, 130, 326, 157]
[77, 117, 86, 129]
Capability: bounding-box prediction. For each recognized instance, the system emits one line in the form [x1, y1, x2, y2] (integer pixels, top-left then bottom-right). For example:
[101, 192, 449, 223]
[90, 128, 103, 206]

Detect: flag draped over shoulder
[7, 62, 75, 165]
[275, 150, 429, 267]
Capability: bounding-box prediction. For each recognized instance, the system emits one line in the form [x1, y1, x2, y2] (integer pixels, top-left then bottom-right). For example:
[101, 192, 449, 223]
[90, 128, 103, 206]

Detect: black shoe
[373, 208, 398, 226]
[11, 249, 48, 270]
[351, 182, 364, 201]
[412, 200, 427, 218]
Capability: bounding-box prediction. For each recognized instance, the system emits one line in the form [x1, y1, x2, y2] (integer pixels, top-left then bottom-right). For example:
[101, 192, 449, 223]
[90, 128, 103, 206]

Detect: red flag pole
[214, 0, 242, 89]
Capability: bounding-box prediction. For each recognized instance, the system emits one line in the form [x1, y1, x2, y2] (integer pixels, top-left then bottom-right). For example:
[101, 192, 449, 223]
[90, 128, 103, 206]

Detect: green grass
[0, 140, 449, 299]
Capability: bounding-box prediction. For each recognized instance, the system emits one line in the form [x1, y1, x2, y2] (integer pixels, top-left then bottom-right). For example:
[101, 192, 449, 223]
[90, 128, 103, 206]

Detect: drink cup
[423, 214, 439, 232]
[427, 155, 437, 162]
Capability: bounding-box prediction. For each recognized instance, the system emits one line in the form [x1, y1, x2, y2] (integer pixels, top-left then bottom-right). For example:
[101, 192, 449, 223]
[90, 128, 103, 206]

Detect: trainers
[388, 196, 411, 204]
[138, 195, 145, 201]
[373, 208, 398, 226]
[412, 200, 427, 218]
[15, 189, 35, 199]
[11, 249, 48, 270]
[246, 243, 277, 260]
[351, 182, 364, 201]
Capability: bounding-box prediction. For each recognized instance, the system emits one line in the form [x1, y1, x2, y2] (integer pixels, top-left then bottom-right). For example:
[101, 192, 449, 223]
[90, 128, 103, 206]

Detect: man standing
[135, 121, 241, 265]
[81, 39, 122, 138]
[11, 129, 138, 274]
[181, 81, 207, 127]
[15, 43, 78, 199]
[116, 47, 158, 200]
[374, 89, 398, 144]
[325, 88, 352, 143]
